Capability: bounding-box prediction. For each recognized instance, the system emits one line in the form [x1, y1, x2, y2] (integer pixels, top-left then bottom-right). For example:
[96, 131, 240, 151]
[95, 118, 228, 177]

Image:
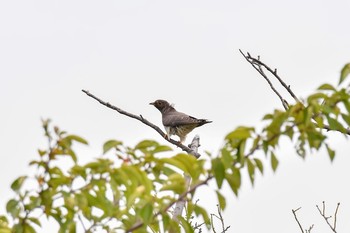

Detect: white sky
[1, 0, 350, 232]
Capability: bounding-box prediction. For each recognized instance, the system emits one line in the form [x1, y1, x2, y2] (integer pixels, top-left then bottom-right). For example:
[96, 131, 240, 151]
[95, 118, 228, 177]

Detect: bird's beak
[149, 102, 155, 105]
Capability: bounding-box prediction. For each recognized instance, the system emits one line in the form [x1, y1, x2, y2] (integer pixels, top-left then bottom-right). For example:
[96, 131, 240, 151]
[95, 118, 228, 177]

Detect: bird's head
[149, 99, 174, 113]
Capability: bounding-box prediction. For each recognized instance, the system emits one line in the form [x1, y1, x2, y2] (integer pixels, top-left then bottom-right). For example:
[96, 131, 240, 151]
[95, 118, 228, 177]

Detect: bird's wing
[163, 111, 201, 127]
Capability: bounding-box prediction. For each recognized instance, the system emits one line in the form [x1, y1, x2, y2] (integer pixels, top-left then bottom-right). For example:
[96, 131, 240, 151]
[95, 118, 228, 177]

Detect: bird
[150, 99, 212, 143]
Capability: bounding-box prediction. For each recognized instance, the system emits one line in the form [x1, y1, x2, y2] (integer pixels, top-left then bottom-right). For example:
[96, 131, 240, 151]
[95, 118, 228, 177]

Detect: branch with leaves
[2, 120, 213, 232]
[239, 50, 350, 136]
[1, 52, 350, 233]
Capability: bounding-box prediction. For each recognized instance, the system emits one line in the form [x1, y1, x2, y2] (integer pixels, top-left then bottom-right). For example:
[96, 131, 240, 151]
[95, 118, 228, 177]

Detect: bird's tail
[198, 119, 212, 126]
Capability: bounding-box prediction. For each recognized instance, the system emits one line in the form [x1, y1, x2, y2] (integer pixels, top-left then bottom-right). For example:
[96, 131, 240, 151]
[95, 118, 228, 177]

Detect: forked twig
[292, 207, 305, 233]
[239, 49, 301, 108]
[211, 204, 230, 233]
[292, 207, 314, 233]
[316, 201, 340, 233]
[239, 50, 350, 136]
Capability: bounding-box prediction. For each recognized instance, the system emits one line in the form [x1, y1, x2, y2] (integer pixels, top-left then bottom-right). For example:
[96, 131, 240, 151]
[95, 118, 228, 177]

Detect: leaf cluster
[210, 63, 350, 197]
[1, 121, 209, 233]
[1, 64, 350, 232]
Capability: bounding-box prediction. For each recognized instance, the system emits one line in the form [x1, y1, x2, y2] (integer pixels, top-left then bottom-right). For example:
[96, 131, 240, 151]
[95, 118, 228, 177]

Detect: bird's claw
[164, 134, 169, 140]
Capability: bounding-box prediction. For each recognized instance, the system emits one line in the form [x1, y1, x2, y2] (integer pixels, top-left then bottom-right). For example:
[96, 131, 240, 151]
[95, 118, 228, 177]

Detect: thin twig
[82, 89, 201, 158]
[239, 49, 301, 104]
[316, 201, 339, 233]
[307, 224, 314, 233]
[334, 203, 340, 230]
[239, 51, 350, 137]
[210, 204, 230, 233]
[211, 213, 217, 233]
[77, 214, 87, 232]
[292, 207, 305, 233]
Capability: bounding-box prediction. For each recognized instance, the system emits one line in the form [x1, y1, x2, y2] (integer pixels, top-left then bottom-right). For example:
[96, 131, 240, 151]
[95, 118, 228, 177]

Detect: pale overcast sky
[1, 0, 350, 232]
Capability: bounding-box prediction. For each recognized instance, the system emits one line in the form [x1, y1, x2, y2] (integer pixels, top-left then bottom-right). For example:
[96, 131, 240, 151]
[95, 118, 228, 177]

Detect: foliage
[0, 64, 349, 232]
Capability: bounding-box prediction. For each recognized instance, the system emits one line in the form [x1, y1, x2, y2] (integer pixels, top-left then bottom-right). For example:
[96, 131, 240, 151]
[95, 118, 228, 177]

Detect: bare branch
[316, 201, 339, 233]
[77, 214, 87, 232]
[211, 213, 217, 233]
[334, 203, 340, 230]
[211, 204, 230, 233]
[82, 89, 201, 158]
[239, 49, 301, 105]
[292, 207, 314, 233]
[292, 207, 306, 233]
[172, 136, 200, 221]
[307, 224, 315, 233]
[239, 51, 350, 137]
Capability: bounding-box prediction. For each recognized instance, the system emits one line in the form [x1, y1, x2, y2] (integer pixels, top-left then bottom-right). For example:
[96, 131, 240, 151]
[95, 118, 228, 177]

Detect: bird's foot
[164, 134, 169, 140]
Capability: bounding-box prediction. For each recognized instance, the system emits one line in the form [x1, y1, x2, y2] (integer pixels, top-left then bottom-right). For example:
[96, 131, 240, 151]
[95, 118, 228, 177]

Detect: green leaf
[23, 222, 36, 233]
[65, 135, 88, 145]
[342, 98, 350, 114]
[339, 63, 350, 85]
[194, 205, 210, 226]
[326, 144, 336, 162]
[103, 139, 122, 154]
[179, 216, 195, 233]
[161, 154, 197, 176]
[13, 224, 24, 233]
[225, 167, 241, 196]
[317, 83, 336, 91]
[173, 153, 199, 178]
[225, 126, 254, 140]
[327, 116, 346, 133]
[262, 113, 273, 120]
[161, 157, 187, 173]
[70, 165, 87, 179]
[140, 203, 153, 224]
[307, 92, 327, 103]
[212, 158, 225, 189]
[0, 226, 11, 233]
[127, 185, 147, 208]
[28, 217, 41, 227]
[266, 110, 286, 137]
[247, 159, 255, 185]
[153, 145, 172, 153]
[135, 140, 158, 150]
[0, 215, 9, 225]
[162, 214, 171, 232]
[66, 149, 78, 163]
[11, 176, 27, 192]
[216, 191, 226, 210]
[341, 113, 350, 126]
[220, 148, 233, 170]
[254, 158, 264, 174]
[25, 196, 42, 212]
[38, 149, 46, 156]
[270, 152, 279, 172]
[160, 173, 186, 194]
[6, 199, 20, 218]
[262, 141, 269, 155]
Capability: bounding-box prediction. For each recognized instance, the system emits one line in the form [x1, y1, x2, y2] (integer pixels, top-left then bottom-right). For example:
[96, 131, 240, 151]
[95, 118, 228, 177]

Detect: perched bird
[150, 99, 212, 143]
